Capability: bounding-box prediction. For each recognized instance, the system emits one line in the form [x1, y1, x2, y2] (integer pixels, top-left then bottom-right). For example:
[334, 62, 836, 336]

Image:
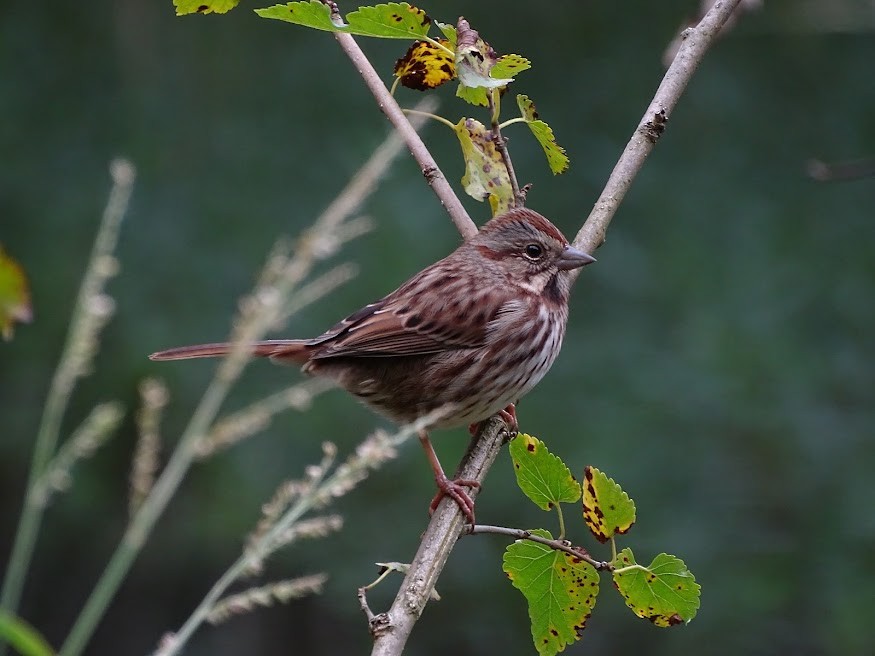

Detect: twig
[369, 1, 744, 654]
[488, 90, 525, 207]
[572, 0, 743, 258]
[327, 3, 478, 240]
[465, 525, 612, 571]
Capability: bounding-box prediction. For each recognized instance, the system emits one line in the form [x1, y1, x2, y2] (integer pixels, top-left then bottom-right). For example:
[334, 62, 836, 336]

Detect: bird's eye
[523, 243, 544, 260]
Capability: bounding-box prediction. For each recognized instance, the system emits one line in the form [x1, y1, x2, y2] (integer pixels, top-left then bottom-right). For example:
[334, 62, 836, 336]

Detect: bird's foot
[429, 474, 481, 524]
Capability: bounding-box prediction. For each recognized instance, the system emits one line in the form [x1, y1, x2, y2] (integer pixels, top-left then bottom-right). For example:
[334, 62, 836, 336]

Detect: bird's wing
[306, 264, 505, 359]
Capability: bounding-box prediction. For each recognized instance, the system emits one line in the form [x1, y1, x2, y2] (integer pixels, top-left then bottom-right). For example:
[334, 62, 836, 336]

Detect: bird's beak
[557, 245, 596, 271]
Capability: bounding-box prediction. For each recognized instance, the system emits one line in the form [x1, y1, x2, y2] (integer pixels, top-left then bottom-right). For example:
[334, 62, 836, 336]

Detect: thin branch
[327, 4, 478, 240]
[488, 90, 525, 207]
[571, 0, 744, 258]
[466, 525, 612, 571]
[369, 2, 744, 654]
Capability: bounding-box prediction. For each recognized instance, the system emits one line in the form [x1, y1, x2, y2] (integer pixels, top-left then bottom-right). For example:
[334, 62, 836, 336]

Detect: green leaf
[491, 54, 531, 79]
[0, 612, 55, 656]
[255, 1, 339, 31]
[456, 84, 488, 107]
[581, 465, 636, 542]
[504, 529, 599, 656]
[509, 433, 581, 511]
[0, 244, 33, 341]
[453, 117, 513, 215]
[434, 20, 456, 48]
[516, 94, 570, 174]
[175, 0, 240, 15]
[612, 548, 701, 626]
[345, 3, 432, 39]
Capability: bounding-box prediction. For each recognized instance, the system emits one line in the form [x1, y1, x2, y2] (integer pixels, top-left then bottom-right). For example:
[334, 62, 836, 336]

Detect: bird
[150, 207, 595, 523]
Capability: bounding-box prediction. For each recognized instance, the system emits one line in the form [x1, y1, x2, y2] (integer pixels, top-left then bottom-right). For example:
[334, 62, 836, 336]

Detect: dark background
[2, 1, 874, 654]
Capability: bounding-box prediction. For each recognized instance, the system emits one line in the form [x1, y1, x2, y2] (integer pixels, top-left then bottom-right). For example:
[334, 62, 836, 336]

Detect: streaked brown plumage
[151, 208, 595, 521]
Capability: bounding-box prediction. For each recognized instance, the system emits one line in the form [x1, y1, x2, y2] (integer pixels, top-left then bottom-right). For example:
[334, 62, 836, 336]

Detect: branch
[487, 91, 525, 207]
[368, 1, 744, 654]
[571, 0, 744, 257]
[466, 525, 613, 571]
[328, 4, 478, 240]
[369, 418, 508, 655]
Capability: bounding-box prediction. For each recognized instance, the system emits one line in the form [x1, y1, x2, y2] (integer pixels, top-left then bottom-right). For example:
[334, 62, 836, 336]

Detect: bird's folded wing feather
[307, 278, 506, 359]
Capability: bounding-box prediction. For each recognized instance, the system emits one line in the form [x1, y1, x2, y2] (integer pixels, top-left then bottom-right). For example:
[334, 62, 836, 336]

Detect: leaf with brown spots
[394, 39, 455, 90]
[509, 433, 581, 511]
[612, 548, 701, 626]
[453, 117, 513, 215]
[503, 529, 599, 656]
[255, 1, 340, 31]
[581, 465, 636, 543]
[516, 94, 570, 174]
[346, 2, 432, 39]
[175, 0, 240, 16]
[0, 245, 33, 341]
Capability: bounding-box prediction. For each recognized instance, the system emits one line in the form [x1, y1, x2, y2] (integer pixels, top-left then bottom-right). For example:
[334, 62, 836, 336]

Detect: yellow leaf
[394, 39, 455, 90]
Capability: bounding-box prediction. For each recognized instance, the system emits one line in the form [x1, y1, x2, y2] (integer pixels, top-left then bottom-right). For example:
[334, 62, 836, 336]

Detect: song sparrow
[150, 208, 595, 522]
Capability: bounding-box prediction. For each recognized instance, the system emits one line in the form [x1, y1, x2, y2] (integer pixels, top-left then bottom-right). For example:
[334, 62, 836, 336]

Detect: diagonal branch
[328, 3, 478, 240]
[369, 1, 744, 654]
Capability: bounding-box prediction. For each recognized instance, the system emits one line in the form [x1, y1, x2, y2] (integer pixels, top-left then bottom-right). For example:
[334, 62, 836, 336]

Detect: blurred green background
[2, 0, 874, 654]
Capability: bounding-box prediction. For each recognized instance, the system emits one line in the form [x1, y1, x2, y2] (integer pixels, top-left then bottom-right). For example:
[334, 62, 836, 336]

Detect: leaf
[345, 3, 432, 39]
[0, 245, 33, 341]
[456, 84, 489, 107]
[516, 94, 570, 174]
[434, 20, 456, 48]
[0, 611, 55, 656]
[509, 433, 581, 511]
[255, 1, 339, 31]
[504, 529, 599, 656]
[612, 548, 701, 626]
[453, 118, 513, 215]
[454, 19, 510, 90]
[394, 39, 455, 90]
[175, 0, 240, 15]
[581, 465, 636, 543]
[491, 54, 531, 79]
[453, 18, 530, 108]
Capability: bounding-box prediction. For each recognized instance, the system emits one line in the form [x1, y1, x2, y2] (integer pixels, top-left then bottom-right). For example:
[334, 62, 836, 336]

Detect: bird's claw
[429, 475, 480, 524]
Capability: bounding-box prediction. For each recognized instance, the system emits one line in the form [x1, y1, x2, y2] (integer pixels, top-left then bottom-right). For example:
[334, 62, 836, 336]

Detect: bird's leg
[419, 430, 480, 524]
[467, 402, 519, 437]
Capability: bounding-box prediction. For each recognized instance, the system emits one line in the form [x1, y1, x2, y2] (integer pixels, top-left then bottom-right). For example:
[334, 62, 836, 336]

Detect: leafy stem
[498, 117, 527, 130]
[402, 108, 456, 131]
[556, 504, 567, 540]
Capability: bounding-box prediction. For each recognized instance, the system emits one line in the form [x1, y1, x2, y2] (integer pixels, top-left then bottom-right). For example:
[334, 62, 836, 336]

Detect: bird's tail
[149, 339, 310, 364]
